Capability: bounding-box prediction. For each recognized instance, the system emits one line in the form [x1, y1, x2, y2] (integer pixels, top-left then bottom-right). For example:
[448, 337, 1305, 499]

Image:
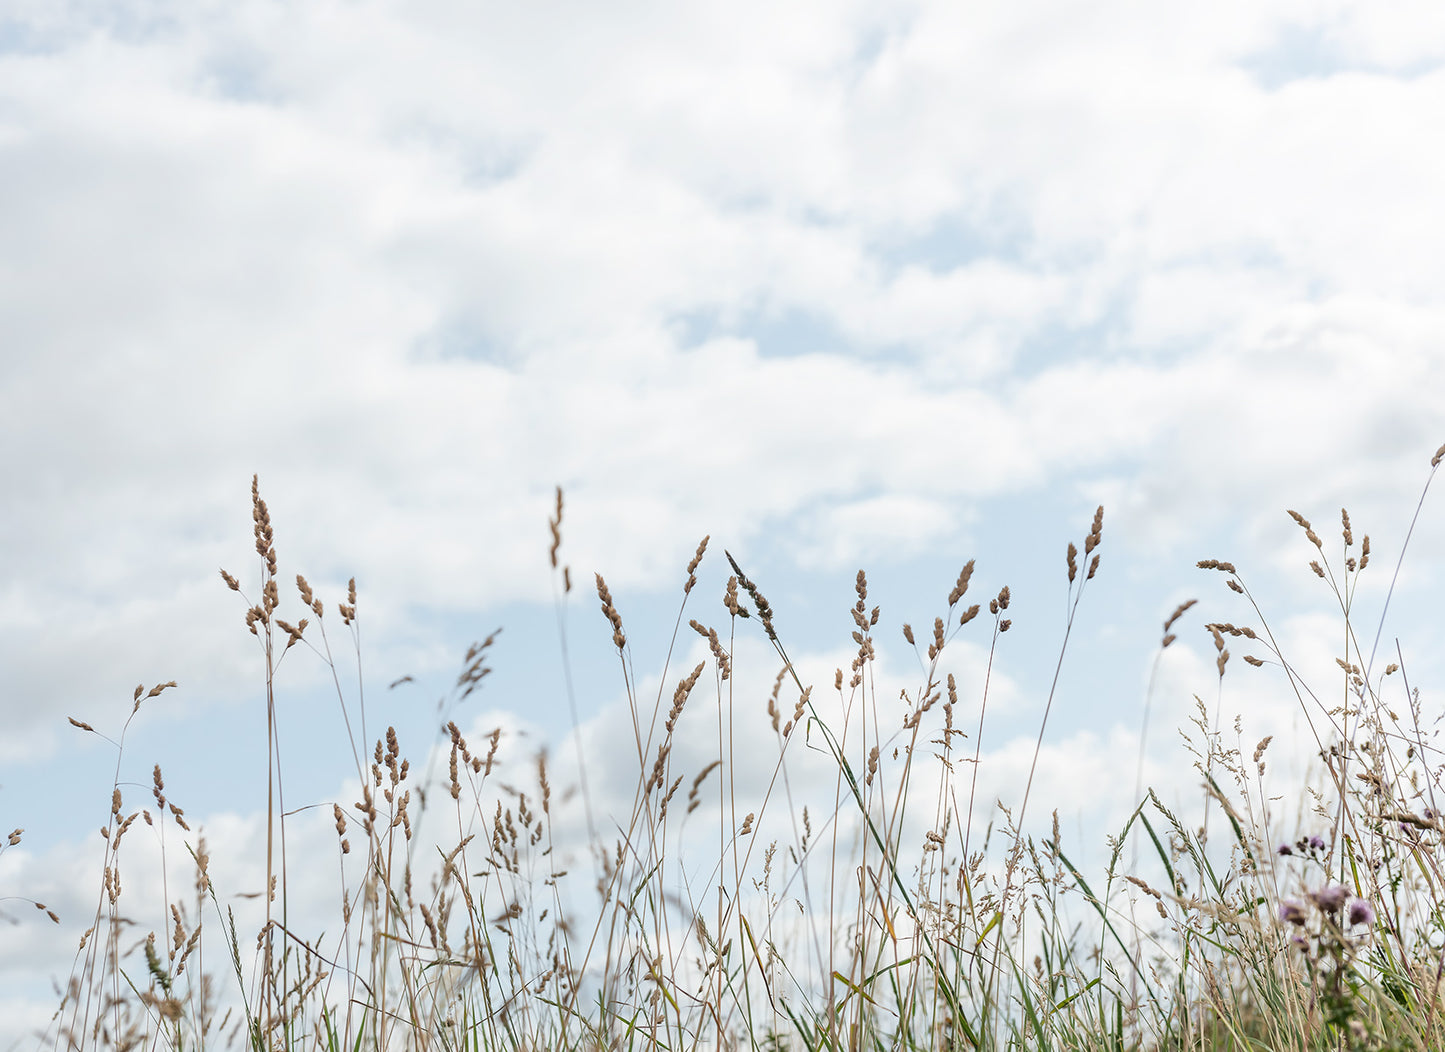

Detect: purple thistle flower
[1348, 899, 1375, 927]
[1308, 835, 1326, 852]
[1310, 884, 1349, 914]
[1278, 899, 1308, 926]
[1277, 843, 1294, 856]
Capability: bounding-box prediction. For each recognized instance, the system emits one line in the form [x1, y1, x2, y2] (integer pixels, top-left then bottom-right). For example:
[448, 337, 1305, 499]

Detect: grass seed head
[684, 535, 708, 594]
[1163, 599, 1197, 638]
[725, 551, 775, 639]
[595, 574, 626, 650]
[1197, 559, 1237, 574]
[548, 486, 563, 569]
[1085, 505, 1104, 553]
[948, 559, 975, 606]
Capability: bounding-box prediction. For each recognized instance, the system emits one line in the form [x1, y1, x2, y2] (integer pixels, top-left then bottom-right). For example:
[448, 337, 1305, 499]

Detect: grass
[10, 443, 1445, 1051]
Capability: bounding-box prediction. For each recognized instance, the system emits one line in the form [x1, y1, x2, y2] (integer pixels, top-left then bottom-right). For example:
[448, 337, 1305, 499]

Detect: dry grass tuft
[13, 443, 1445, 1052]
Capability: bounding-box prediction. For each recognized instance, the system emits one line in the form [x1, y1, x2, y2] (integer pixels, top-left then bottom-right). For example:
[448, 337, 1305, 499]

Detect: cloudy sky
[4, 0, 1445, 1044]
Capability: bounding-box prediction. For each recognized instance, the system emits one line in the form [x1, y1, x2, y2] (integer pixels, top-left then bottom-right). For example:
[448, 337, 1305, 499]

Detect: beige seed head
[548, 486, 564, 569]
[684, 535, 709, 595]
[1196, 559, 1237, 574]
[948, 560, 975, 607]
[646, 745, 669, 793]
[667, 662, 705, 733]
[1087, 505, 1104, 551]
[1163, 599, 1197, 636]
[928, 617, 945, 660]
[659, 775, 684, 818]
[485, 728, 501, 775]
[595, 574, 626, 650]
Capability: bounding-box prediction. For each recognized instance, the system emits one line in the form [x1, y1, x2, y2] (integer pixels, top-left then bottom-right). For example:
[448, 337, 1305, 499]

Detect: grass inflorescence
[16, 442, 1445, 1051]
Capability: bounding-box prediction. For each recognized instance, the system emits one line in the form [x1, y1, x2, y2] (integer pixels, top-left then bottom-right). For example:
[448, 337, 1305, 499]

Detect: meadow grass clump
[14, 442, 1445, 1051]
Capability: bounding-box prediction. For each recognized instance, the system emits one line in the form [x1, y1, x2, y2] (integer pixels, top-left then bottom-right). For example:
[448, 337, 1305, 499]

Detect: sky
[4, 0, 1445, 1046]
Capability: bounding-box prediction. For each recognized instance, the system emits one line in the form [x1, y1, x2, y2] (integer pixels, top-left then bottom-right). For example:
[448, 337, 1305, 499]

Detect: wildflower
[1277, 843, 1294, 856]
[1347, 899, 1375, 927]
[1310, 884, 1349, 914]
[1278, 899, 1308, 926]
[1308, 835, 1325, 852]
